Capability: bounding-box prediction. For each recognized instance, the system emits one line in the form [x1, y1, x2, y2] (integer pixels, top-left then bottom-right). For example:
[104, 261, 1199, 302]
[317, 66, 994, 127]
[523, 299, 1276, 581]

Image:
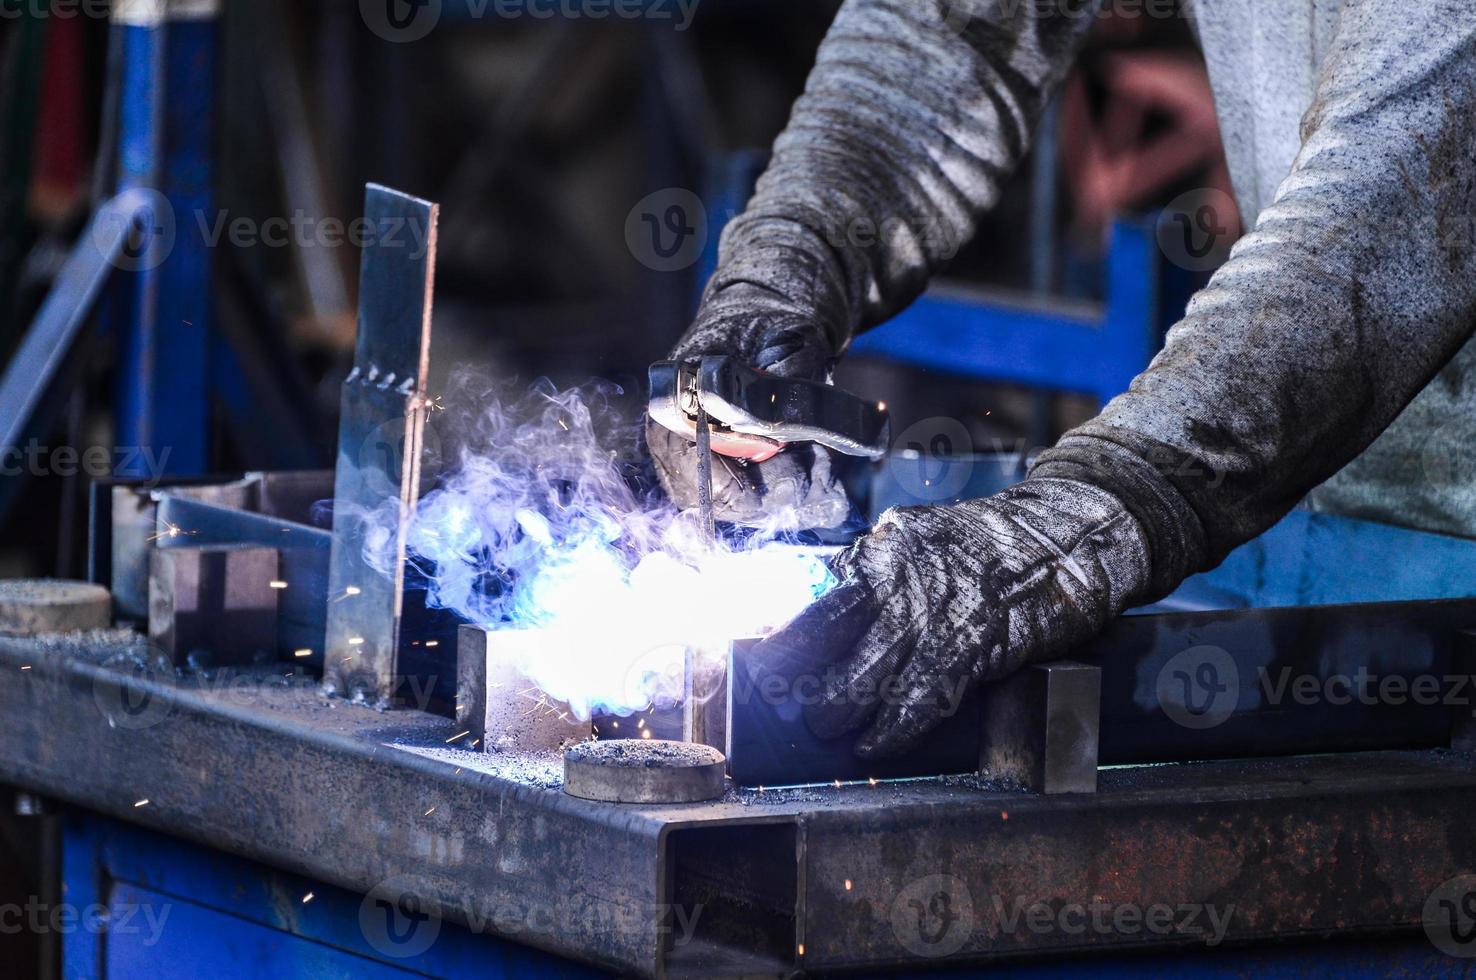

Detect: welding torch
[648, 356, 892, 538]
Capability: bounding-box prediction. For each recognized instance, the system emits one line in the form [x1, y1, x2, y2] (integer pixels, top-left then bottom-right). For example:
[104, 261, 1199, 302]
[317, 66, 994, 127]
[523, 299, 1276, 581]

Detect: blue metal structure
[850, 217, 1162, 407]
[111, 2, 218, 477]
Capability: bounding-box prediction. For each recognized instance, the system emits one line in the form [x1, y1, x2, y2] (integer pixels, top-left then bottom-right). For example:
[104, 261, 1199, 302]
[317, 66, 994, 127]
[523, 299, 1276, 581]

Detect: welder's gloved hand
[758, 478, 1152, 758]
[646, 276, 853, 532]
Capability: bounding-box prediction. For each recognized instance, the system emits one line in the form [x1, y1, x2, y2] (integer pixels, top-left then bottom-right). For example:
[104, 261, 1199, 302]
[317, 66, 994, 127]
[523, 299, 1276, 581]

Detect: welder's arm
[649, 0, 1102, 526]
[762, 0, 1476, 756]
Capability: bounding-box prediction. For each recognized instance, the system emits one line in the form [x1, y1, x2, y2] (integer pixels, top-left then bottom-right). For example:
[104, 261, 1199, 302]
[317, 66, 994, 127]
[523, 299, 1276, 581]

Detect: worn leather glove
[647, 265, 854, 532]
[755, 477, 1152, 757]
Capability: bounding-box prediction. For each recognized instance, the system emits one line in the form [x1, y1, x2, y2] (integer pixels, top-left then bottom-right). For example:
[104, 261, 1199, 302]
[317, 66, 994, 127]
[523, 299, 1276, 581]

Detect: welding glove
[646, 276, 855, 532]
[757, 474, 1163, 757]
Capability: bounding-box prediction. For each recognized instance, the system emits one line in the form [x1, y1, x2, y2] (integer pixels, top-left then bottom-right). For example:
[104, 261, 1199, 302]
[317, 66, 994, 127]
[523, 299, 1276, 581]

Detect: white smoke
[374, 372, 832, 720]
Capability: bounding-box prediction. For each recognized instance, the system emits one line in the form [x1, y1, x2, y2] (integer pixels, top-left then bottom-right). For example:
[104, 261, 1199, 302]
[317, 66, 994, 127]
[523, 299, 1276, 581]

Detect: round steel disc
[563, 739, 726, 804]
[0, 580, 111, 635]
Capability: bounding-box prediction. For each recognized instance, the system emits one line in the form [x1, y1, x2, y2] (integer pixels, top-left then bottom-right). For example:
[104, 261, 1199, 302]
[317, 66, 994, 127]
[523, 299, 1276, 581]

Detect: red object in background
[1059, 49, 1237, 241]
[30, 14, 88, 221]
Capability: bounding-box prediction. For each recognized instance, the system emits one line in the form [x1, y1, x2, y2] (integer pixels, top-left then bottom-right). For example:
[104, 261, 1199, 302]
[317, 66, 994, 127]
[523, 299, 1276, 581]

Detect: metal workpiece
[564, 740, 727, 804]
[147, 546, 280, 667]
[980, 661, 1100, 794]
[94, 474, 335, 662]
[324, 185, 439, 705]
[469, 627, 587, 752]
[0, 580, 111, 636]
[455, 624, 489, 746]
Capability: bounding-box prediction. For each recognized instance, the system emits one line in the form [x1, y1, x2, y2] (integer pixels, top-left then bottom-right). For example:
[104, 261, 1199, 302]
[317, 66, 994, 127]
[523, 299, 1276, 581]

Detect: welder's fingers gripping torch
[648, 356, 892, 538]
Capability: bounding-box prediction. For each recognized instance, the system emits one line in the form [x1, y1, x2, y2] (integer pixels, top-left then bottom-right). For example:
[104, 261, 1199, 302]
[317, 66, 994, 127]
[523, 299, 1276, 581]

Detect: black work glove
[755, 477, 1152, 757]
[647, 273, 854, 531]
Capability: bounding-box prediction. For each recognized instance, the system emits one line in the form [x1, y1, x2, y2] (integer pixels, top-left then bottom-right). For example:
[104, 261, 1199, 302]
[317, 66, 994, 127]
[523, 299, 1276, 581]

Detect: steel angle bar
[323, 185, 438, 704]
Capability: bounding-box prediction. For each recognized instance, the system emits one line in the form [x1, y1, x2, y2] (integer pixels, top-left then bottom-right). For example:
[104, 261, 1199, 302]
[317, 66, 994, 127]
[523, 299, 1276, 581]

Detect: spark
[453, 768, 462, 776]
[148, 521, 197, 542]
[868, 777, 877, 787]
[834, 780, 842, 789]
[134, 799, 149, 808]
[424, 806, 437, 817]
[348, 637, 365, 646]
[611, 721, 619, 729]
[797, 944, 806, 957]
[641, 729, 652, 739]
[425, 640, 439, 648]
[346, 585, 362, 596]
[340, 656, 354, 663]
[557, 418, 570, 431]
[20, 665, 30, 671]
[844, 879, 853, 891]
[1000, 811, 1009, 821]
[446, 730, 471, 744]
[302, 892, 315, 904]
[877, 401, 887, 411]
[294, 649, 313, 658]
[470, 739, 480, 749]
[269, 580, 288, 590]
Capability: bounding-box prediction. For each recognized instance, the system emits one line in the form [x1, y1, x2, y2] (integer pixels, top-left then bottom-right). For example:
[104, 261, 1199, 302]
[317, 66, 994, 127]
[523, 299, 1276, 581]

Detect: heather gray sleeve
[692, 0, 1104, 363]
[1033, 0, 1476, 594]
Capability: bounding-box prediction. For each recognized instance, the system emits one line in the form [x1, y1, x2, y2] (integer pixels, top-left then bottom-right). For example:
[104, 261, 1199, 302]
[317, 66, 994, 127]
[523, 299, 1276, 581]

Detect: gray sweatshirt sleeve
[704, 0, 1104, 357]
[1033, 0, 1476, 595]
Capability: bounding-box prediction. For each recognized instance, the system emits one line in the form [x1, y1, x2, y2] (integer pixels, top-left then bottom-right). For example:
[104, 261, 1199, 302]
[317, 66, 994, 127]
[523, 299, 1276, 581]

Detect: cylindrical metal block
[0, 580, 111, 635]
[563, 739, 726, 804]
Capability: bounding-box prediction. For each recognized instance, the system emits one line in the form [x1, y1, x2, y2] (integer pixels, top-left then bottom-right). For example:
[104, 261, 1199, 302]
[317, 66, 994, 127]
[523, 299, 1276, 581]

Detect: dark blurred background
[0, 0, 1234, 584]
